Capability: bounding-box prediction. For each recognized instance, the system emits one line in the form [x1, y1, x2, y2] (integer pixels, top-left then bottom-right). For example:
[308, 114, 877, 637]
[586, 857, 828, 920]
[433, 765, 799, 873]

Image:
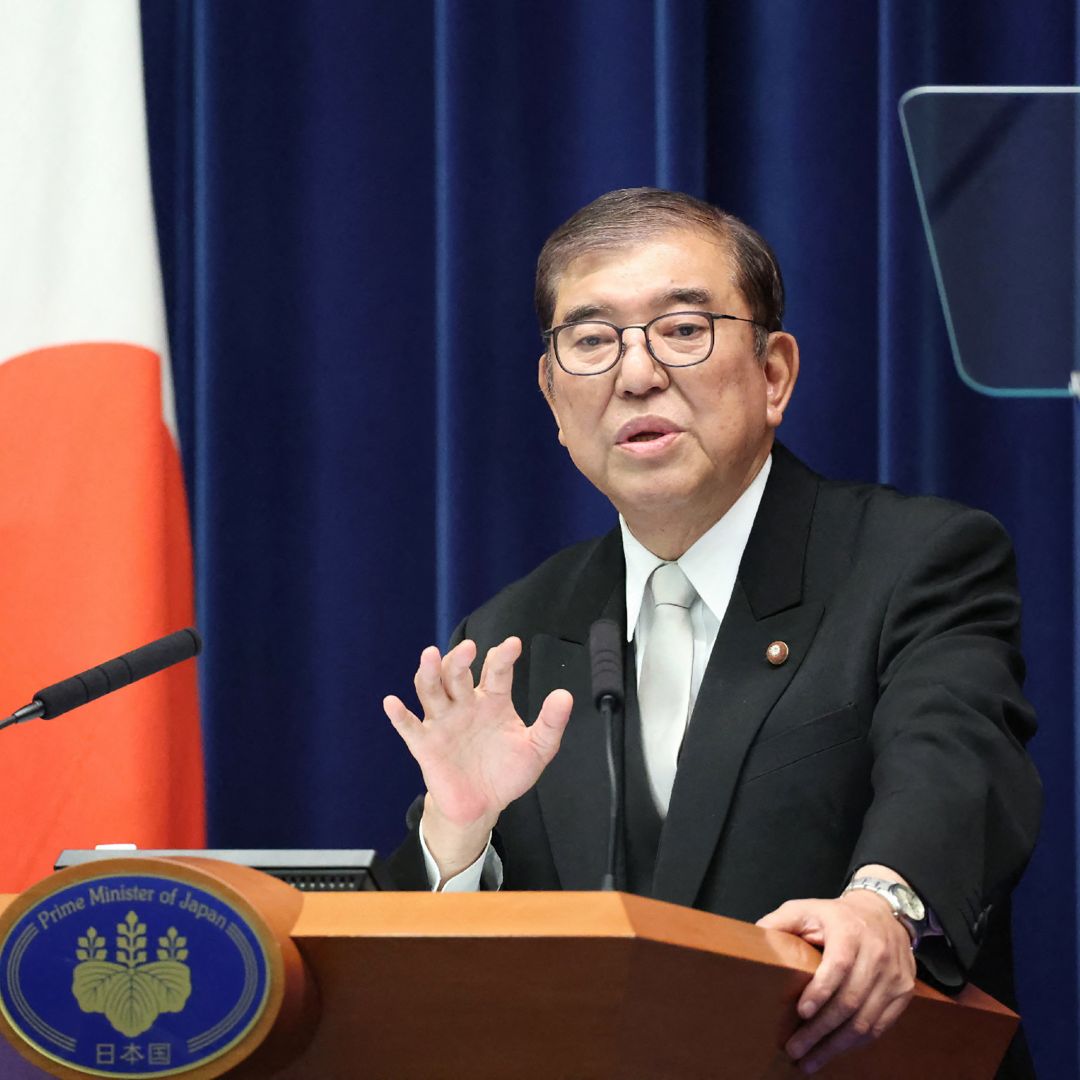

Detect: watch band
[842, 875, 928, 948]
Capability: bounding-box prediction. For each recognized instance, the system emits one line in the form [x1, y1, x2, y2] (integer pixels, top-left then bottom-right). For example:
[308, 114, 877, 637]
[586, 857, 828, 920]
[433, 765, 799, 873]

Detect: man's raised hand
[383, 636, 572, 878]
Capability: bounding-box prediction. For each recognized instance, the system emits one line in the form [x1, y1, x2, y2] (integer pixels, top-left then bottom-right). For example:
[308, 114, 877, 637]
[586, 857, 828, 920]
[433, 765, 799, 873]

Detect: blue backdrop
[140, 2, 1077, 1075]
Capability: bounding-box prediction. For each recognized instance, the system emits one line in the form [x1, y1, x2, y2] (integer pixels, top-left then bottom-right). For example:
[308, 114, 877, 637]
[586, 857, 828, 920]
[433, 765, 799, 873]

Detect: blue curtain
[141, 2, 1078, 1074]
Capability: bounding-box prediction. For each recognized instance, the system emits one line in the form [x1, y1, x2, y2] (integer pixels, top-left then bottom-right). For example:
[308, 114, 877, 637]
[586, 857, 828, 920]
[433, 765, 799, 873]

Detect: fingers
[383, 694, 423, 752]
[413, 645, 449, 711]
[403, 637, 522, 726]
[477, 637, 522, 697]
[795, 921, 857, 1020]
[779, 901, 915, 1074]
[529, 689, 573, 763]
[441, 639, 478, 701]
[787, 938, 871, 1060]
[793, 973, 913, 1074]
[413, 640, 477, 713]
[757, 900, 826, 948]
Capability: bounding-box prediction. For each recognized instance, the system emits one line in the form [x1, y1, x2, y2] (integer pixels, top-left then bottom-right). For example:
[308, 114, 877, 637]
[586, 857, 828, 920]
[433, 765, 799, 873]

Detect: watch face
[890, 884, 926, 922]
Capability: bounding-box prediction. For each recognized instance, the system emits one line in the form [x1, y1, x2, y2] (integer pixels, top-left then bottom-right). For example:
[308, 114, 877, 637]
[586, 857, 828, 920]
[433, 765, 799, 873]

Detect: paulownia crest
[71, 912, 192, 1037]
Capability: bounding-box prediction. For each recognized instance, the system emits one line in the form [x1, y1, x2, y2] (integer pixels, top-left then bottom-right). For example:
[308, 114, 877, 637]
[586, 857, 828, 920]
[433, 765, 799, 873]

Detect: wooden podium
[0, 860, 1017, 1079]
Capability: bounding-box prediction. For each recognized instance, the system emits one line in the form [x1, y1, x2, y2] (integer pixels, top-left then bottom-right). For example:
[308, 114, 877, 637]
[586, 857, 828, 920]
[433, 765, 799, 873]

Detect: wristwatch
[842, 876, 929, 948]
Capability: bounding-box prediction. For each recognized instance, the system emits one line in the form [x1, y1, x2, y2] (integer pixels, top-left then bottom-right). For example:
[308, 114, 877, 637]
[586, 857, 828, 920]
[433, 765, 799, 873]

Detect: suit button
[972, 904, 993, 942]
[766, 640, 789, 666]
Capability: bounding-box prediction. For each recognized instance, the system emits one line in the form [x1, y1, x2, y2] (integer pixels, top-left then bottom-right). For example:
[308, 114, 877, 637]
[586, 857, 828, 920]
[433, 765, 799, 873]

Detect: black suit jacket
[390, 443, 1040, 1011]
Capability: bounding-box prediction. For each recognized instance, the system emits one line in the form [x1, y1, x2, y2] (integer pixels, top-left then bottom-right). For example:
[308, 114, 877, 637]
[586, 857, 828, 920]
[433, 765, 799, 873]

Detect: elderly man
[384, 188, 1040, 1075]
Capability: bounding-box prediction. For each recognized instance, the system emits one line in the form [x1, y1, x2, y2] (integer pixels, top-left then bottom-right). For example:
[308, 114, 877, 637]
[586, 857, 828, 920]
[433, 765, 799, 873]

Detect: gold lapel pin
[766, 640, 789, 666]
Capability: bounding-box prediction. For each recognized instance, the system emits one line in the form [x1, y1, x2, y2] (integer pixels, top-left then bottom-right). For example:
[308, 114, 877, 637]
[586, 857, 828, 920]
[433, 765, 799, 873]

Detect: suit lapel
[532, 530, 626, 890]
[652, 588, 824, 905]
[652, 444, 825, 907]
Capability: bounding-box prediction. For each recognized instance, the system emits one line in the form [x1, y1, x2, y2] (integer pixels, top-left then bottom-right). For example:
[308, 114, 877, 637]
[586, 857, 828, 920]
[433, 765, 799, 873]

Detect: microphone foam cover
[589, 618, 624, 710]
[34, 628, 202, 719]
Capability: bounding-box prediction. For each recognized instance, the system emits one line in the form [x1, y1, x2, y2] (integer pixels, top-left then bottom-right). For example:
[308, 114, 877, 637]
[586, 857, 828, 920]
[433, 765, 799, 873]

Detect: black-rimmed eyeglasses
[541, 310, 767, 376]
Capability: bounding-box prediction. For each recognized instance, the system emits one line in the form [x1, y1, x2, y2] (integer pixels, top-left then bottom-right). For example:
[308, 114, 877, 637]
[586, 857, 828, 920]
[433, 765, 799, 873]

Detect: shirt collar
[620, 454, 773, 641]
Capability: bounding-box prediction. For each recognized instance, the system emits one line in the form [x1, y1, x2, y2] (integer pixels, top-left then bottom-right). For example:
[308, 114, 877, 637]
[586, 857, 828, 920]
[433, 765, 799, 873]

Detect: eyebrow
[660, 286, 712, 308]
[560, 302, 608, 324]
[558, 287, 714, 326]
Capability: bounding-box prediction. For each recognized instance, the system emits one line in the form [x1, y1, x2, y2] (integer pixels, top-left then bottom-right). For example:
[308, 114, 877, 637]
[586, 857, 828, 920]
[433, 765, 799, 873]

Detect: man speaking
[383, 188, 1040, 1075]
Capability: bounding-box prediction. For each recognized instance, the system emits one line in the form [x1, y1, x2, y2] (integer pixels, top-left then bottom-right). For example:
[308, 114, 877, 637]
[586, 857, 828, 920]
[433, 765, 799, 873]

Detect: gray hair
[535, 188, 785, 375]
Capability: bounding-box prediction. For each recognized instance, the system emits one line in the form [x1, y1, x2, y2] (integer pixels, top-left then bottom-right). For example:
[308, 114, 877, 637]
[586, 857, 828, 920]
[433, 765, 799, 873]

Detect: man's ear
[537, 352, 566, 446]
[762, 332, 799, 429]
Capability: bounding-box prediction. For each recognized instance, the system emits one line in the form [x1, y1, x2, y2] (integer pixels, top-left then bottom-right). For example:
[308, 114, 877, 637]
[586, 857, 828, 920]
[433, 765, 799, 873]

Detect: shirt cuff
[418, 819, 503, 892]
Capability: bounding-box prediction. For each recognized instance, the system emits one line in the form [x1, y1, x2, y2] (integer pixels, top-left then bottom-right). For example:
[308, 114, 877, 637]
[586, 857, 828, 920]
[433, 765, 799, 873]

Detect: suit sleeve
[847, 508, 1042, 986]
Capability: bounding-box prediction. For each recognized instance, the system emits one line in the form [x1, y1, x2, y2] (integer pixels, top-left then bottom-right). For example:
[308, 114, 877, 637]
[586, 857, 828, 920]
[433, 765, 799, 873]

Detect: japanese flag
[0, 0, 205, 891]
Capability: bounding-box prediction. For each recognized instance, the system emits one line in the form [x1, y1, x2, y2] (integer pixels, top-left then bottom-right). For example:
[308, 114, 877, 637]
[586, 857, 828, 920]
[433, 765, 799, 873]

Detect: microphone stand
[599, 691, 622, 891]
[590, 617, 625, 893]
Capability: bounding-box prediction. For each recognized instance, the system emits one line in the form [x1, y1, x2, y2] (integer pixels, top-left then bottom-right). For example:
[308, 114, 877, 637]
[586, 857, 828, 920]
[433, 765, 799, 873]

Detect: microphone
[1, 628, 203, 732]
[590, 618, 624, 713]
[589, 619, 624, 892]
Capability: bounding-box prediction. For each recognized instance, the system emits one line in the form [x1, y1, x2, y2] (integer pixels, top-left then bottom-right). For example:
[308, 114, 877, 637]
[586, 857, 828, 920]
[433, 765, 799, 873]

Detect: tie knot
[650, 562, 696, 609]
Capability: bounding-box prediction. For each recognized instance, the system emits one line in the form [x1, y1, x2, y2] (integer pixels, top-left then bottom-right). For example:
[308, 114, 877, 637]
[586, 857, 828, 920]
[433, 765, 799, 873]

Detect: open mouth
[616, 416, 683, 445]
[616, 425, 682, 456]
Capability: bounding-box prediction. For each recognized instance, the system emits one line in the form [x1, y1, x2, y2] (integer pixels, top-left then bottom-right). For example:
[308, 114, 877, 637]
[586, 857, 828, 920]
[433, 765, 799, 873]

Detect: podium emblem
[72, 912, 192, 1038]
[0, 871, 271, 1076]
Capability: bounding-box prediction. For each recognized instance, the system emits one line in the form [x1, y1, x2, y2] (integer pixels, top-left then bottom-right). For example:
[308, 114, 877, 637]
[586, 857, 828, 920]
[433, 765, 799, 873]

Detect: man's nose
[615, 327, 668, 396]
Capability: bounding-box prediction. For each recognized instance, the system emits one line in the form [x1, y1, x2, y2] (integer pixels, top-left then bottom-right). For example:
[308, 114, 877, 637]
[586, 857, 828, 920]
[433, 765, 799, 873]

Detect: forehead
[552, 228, 740, 321]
